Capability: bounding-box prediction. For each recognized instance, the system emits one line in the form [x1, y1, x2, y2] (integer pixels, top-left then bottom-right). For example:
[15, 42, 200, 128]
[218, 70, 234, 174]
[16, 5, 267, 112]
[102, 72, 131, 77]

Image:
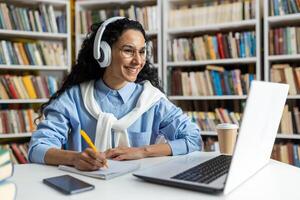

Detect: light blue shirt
[28, 79, 202, 163]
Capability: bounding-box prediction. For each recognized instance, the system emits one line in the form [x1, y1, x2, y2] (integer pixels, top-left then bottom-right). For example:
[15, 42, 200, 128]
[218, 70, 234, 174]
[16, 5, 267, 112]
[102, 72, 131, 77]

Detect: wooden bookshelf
[0, 99, 49, 104]
[264, 0, 300, 137]
[0, 0, 71, 146]
[0, 133, 32, 139]
[75, 0, 163, 81]
[264, 0, 300, 167]
[167, 58, 257, 67]
[162, 0, 261, 125]
[0, 64, 68, 71]
[200, 131, 300, 140]
[169, 95, 247, 101]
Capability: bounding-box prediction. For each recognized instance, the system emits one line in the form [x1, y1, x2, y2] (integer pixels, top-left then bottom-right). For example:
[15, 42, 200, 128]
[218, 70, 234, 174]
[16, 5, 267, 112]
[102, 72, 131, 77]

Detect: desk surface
[9, 152, 300, 200]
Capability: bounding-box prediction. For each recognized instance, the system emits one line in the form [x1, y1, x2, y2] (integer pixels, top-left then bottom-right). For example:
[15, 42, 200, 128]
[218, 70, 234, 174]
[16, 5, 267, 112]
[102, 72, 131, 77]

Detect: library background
[0, 0, 299, 168]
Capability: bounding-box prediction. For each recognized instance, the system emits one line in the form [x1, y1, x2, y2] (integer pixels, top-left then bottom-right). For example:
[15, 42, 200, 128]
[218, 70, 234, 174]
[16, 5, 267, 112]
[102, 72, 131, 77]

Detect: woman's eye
[124, 49, 134, 54]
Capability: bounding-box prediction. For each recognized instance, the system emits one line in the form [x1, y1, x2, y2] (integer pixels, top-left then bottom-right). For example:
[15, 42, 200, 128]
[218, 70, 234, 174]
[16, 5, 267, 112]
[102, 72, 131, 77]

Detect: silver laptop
[133, 81, 289, 195]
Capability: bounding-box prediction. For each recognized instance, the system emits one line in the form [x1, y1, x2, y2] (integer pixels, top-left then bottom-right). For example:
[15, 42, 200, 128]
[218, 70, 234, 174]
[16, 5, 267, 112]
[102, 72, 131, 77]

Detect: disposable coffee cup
[216, 123, 239, 155]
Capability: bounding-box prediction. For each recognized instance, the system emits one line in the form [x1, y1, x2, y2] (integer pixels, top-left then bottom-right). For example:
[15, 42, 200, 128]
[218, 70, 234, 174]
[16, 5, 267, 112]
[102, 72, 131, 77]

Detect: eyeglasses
[119, 45, 152, 61]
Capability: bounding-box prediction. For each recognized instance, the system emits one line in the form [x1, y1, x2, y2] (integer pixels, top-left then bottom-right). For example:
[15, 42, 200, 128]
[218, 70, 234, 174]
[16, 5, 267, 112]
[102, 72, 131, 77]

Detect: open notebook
[58, 160, 140, 180]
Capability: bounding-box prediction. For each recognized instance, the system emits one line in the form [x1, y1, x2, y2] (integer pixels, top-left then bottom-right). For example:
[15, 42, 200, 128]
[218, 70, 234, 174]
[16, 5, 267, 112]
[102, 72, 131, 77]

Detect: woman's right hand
[72, 148, 106, 171]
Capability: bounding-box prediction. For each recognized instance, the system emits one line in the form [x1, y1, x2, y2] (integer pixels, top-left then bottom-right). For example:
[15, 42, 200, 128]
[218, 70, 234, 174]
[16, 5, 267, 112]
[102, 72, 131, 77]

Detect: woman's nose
[132, 51, 143, 64]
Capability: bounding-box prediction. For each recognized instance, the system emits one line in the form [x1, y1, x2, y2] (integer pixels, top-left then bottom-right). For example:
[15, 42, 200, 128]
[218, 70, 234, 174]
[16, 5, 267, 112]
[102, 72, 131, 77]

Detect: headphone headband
[93, 16, 125, 61]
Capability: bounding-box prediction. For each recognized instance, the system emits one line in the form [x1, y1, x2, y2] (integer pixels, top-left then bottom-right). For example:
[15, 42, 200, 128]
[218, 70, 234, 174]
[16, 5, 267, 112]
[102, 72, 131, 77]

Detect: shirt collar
[95, 79, 136, 103]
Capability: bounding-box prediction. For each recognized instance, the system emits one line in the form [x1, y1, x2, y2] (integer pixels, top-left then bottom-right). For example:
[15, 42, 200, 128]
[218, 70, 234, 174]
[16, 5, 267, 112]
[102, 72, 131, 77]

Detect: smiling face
[103, 29, 146, 90]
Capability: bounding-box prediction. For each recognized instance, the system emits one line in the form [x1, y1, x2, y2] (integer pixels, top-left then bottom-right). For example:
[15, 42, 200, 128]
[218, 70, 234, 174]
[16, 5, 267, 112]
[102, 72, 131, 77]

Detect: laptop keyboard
[171, 155, 232, 184]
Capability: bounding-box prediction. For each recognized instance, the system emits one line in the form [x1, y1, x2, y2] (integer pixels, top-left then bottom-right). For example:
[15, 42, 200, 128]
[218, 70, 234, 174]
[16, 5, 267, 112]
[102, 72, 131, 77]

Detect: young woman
[28, 17, 202, 171]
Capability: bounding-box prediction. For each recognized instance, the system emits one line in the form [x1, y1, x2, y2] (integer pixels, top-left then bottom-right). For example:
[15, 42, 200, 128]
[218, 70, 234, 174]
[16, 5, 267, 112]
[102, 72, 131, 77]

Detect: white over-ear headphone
[93, 16, 125, 68]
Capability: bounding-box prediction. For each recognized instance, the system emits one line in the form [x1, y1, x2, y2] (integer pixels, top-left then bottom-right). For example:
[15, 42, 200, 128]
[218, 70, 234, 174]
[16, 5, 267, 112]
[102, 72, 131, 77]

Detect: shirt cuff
[168, 138, 188, 156]
[29, 144, 52, 164]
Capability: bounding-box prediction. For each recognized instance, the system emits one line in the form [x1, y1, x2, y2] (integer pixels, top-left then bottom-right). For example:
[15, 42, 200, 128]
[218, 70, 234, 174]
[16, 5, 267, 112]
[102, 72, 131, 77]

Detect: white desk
[9, 152, 300, 200]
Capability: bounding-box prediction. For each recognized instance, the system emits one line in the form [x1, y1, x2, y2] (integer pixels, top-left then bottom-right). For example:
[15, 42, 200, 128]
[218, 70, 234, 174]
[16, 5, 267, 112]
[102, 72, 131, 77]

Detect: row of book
[0, 40, 67, 66]
[272, 143, 300, 167]
[168, 31, 256, 62]
[171, 66, 255, 96]
[148, 38, 158, 64]
[0, 143, 28, 164]
[270, 0, 300, 16]
[185, 105, 300, 134]
[270, 64, 300, 95]
[269, 26, 300, 55]
[279, 105, 300, 134]
[78, 5, 157, 34]
[186, 108, 242, 132]
[168, 0, 256, 28]
[0, 3, 66, 33]
[203, 137, 220, 152]
[0, 108, 38, 134]
[0, 75, 58, 99]
[0, 148, 15, 199]
[203, 137, 300, 168]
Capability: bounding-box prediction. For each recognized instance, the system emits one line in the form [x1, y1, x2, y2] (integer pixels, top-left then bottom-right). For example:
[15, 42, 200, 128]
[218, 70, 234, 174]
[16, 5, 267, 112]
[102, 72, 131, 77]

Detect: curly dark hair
[35, 18, 163, 123]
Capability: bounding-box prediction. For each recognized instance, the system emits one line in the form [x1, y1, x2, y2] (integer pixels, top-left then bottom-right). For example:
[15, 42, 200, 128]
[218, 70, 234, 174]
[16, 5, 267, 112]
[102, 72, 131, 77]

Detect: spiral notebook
[58, 160, 140, 180]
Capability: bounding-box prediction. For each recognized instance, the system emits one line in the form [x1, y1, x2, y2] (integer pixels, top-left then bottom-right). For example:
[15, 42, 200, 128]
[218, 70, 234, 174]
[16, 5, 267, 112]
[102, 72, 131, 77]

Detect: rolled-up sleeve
[157, 98, 202, 155]
[28, 93, 74, 164]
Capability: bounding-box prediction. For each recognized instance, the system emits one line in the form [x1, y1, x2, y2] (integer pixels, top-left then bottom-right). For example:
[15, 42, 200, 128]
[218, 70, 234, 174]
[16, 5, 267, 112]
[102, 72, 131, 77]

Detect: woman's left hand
[105, 147, 145, 161]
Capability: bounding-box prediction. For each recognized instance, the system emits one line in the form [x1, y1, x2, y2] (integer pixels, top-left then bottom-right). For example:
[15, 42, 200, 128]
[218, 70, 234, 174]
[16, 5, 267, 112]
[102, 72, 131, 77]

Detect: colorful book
[0, 149, 13, 181]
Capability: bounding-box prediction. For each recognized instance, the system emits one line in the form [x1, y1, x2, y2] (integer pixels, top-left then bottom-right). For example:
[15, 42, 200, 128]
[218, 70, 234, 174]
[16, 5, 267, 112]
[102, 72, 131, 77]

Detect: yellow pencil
[80, 130, 109, 168]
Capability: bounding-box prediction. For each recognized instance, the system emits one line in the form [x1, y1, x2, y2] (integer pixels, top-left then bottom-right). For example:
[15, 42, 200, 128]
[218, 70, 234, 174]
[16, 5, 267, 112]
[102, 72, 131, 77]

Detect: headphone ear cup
[98, 41, 111, 68]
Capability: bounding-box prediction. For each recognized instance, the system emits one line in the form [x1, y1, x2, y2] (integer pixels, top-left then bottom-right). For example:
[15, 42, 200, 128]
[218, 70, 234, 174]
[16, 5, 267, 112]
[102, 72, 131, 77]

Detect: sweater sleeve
[156, 98, 202, 155]
[28, 87, 79, 164]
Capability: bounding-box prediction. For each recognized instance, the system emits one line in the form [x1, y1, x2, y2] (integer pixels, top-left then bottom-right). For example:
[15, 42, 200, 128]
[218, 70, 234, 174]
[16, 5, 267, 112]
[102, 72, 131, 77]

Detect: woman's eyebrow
[121, 44, 146, 49]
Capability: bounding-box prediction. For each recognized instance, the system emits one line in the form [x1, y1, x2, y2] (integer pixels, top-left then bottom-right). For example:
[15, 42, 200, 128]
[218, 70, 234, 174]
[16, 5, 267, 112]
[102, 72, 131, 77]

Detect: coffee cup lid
[216, 123, 239, 129]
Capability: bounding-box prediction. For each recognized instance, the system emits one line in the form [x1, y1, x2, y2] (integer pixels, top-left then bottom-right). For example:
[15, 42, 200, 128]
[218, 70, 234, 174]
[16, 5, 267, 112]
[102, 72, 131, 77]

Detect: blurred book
[0, 149, 13, 181]
[0, 181, 16, 200]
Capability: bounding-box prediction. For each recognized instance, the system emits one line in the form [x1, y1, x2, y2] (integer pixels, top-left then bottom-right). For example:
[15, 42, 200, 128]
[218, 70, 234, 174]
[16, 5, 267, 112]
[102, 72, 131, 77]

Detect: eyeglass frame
[118, 43, 153, 61]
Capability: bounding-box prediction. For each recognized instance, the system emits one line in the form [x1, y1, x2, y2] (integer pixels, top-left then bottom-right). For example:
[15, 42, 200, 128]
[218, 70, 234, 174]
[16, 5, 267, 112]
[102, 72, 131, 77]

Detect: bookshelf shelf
[287, 95, 300, 99]
[75, 0, 162, 81]
[167, 58, 257, 67]
[79, 30, 158, 40]
[0, 99, 49, 104]
[10, 0, 68, 6]
[169, 95, 247, 100]
[268, 13, 300, 24]
[0, 30, 68, 40]
[268, 55, 300, 62]
[76, 0, 156, 7]
[0, 133, 32, 139]
[0, 65, 68, 71]
[201, 131, 217, 136]
[276, 134, 300, 139]
[201, 132, 300, 140]
[167, 19, 257, 35]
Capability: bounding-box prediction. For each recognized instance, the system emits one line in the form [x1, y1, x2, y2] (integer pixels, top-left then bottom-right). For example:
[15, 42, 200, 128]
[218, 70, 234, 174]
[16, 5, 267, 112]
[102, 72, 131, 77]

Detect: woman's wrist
[69, 151, 79, 166]
[140, 146, 151, 158]
[140, 143, 172, 158]
[45, 148, 78, 166]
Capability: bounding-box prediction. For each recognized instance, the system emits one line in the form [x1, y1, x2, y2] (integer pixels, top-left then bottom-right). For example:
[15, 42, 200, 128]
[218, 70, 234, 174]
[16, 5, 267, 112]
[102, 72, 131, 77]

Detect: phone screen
[43, 175, 95, 194]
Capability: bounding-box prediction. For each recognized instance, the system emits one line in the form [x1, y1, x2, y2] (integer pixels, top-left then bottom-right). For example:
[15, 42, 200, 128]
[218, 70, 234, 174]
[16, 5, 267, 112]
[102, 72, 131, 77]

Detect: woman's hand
[73, 148, 107, 171]
[105, 144, 172, 161]
[105, 147, 145, 161]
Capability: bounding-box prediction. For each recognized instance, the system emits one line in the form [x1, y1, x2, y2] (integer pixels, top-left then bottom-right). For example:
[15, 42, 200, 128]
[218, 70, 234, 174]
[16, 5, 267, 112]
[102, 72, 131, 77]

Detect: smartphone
[43, 175, 95, 195]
